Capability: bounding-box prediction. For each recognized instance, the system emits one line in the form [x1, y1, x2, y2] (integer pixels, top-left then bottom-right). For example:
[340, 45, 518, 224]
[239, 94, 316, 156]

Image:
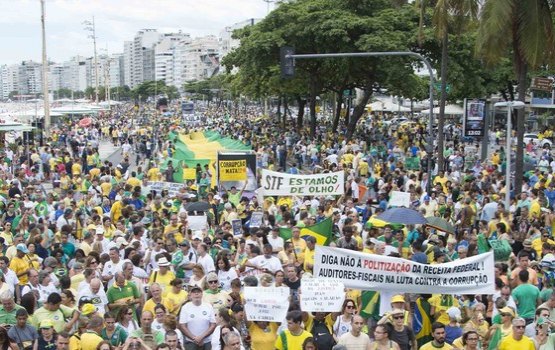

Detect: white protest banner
[244, 286, 290, 322]
[146, 181, 185, 197]
[388, 191, 411, 208]
[314, 246, 495, 294]
[261, 169, 344, 196]
[300, 279, 345, 312]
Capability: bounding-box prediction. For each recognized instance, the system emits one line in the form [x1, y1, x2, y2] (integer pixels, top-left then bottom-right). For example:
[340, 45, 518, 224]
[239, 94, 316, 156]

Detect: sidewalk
[98, 140, 121, 161]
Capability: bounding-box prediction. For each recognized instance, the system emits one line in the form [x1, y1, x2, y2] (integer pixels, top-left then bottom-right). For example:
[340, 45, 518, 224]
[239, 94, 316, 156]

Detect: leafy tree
[476, 0, 555, 193]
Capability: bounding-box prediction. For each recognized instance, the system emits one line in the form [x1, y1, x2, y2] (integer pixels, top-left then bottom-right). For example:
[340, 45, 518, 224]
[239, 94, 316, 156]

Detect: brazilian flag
[359, 290, 381, 321]
[414, 297, 433, 347]
[279, 218, 333, 245]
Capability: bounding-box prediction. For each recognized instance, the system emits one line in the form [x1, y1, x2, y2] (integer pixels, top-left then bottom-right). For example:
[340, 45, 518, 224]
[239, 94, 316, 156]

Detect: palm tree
[476, 0, 555, 195]
[431, 0, 479, 173]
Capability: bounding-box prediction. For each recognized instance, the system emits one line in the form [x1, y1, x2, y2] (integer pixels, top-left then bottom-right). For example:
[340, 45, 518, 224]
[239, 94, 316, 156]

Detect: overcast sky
[0, 0, 271, 65]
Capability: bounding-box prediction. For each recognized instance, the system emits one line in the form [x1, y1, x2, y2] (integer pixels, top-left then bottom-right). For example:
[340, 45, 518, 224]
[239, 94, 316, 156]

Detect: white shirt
[3, 269, 18, 293]
[197, 254, 215, 274]
[179, 302, 216, 343]
[217, 269, 238, 291]
[77, 288, 109, 313]
[102, 259, 124, 287]
[248, 255, 282, 274]
[267, 235, 284, 252]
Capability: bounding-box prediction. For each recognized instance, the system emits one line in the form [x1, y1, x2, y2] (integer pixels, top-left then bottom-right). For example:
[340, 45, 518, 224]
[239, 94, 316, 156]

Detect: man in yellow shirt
[80, 315, 104, 350]
[127, 171, 141, 188]
[498, 317, 536, 350]
[10, 244, 32, 286]
[275, 310, 312, 350]
[419, 322, 453, 350]
[147, 164, 161, 181]
[303, 236, 316, 273]
[143, 283, 173, 315]
[291, 227, 306, 265]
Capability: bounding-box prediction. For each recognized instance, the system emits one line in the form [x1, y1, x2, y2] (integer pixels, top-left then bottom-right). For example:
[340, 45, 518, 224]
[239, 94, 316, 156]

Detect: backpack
[311, 319, 336, 350]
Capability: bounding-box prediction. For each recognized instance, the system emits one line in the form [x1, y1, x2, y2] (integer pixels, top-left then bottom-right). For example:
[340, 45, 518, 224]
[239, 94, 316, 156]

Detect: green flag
[279, 218, 333, 245]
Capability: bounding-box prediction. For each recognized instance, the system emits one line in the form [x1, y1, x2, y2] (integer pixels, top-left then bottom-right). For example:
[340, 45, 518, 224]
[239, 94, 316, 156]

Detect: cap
[189, 285, 202, 293]
[112, 230, 124, 237]
[192, 230, 204, 240]
[16, 243, 29, 254]
[214, 195, 222, 201]
[523, 239, 533, 247]
[40, 320, 54, 328]
[157, 257, 171, 267]
[179, 240, 190, 247]
[390, 308, 404, 315]
[43, 256, 58, 268]
[224, 203, 233, 210]
[81, 303, 96, 316]
[499, 306, 515, 317]
[447, 306, 462, 320]
[391, 295, 405, 304]
[115, 237, 129, 248]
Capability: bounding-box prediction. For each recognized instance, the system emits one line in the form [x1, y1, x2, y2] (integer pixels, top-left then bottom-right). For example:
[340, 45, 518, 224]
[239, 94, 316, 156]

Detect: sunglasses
[90, 261, 98, 264]
[393, 315, 404, 320]
[514, 325, 525, 329]
[345, 305, 355, 309]
[208, 280, 219, 284]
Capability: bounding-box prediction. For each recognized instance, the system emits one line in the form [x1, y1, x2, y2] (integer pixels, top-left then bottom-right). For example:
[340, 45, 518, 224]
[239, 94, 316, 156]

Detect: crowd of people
[0, 100, 552, 350]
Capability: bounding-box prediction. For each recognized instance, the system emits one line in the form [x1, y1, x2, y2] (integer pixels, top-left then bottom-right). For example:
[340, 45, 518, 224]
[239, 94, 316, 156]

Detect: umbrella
[185, 201, 211, 212]
[426, 216, 455, 234]
[78, 117, 93, 128]
[376, 208, 427, 225]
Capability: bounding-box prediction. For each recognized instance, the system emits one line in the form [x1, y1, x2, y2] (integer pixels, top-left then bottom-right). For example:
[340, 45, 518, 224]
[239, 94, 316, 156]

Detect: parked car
[523, 133, 552, 149]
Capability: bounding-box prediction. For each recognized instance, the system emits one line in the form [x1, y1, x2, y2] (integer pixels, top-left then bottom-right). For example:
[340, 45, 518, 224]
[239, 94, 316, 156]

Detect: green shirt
[101, 325, 128, 346]
[107, 281, 141, 316]
[0, 304, 24, 326]
[512, 283, 540, 319]
[130, 329, 164, 347]
[32, 305, 75, 333]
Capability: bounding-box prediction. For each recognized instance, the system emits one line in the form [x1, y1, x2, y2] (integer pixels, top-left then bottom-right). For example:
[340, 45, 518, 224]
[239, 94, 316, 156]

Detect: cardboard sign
[388, 191, 411, 208]
[300, 279, 345, 312]
[188, 215, 208, 231]
[218, 159, 247, 181]
[244, 286, 290, 322]
[232, 219, 243, 236]
[250, 212, 264, 228]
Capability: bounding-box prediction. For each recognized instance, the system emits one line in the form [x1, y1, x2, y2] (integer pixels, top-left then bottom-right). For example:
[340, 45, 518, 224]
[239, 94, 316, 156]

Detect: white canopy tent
[366, 100, 411, 112]
[420, 104, 464, 115]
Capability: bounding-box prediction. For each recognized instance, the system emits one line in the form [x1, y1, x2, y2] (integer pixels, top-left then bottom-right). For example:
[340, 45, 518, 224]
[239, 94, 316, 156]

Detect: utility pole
[40, 0, 51, 132]
[83, 17, 99, 103]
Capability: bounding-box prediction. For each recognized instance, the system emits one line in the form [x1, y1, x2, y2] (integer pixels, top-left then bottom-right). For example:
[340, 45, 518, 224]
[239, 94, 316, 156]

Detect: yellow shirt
[428, 295, 459, 325]
[100, 182, 112, 196]
[143, 297, 173, 316]
[250, 322, 278, 350]
[72, 163, 82, 175]
[419, 341, 453, 350]
[303, 247, 315, 272]
[274, 330, 312, 350]
[165, 289, 188, 315]
[89, 168, 101, 178]
[292, 237, 307, 264]
[80, 331, 104, 350]
[148, 270, 176, 293]
[127, 177, 141, 188]
[498, 335, 535, 350]
[10, 256, 31, 285]
[147, 168, 161, 181]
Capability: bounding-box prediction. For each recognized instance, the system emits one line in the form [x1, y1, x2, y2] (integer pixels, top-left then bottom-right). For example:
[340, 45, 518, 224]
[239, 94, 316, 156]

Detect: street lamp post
[494, 101, 526, 209]
[83, 17, 99, 104]
[40, 0, 51, 132]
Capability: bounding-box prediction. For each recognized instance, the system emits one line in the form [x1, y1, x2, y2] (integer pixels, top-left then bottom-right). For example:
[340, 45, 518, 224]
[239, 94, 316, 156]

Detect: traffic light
[280, 46, 295, 79]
